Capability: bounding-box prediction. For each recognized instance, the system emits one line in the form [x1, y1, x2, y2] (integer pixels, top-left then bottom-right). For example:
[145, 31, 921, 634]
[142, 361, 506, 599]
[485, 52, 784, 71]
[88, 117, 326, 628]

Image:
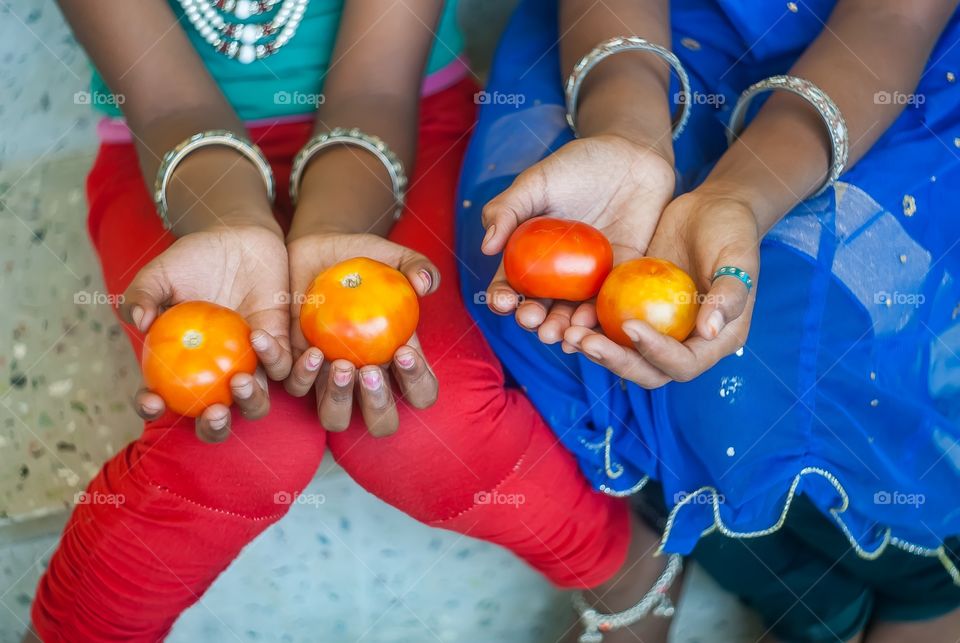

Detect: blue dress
[455, 0, 960, 581]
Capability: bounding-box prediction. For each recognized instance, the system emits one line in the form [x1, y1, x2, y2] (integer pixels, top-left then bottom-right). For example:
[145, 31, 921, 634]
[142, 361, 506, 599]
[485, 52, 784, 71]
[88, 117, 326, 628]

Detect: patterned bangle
[290, 127, 407, 221]
[726, 75, 848, 197]
[565, 36, 692, 141]
[154, 130, 275, 231]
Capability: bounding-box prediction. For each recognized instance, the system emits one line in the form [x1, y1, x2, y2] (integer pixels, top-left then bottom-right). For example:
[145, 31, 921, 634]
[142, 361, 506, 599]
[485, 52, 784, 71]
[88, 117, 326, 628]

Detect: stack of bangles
[564, 36, 849, 294]
[153, 127, 408, 230]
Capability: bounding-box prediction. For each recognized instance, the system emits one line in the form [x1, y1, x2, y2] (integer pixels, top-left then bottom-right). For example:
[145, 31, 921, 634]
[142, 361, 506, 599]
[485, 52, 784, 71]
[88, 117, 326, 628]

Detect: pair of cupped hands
[121, 135, 759, 442]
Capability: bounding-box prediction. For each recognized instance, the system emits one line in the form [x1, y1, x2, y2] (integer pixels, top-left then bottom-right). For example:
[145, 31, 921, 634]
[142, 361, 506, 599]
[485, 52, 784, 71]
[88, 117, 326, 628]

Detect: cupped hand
[481, 135, 675, 344]
[284, 231, 441, 437]
[120, 223, 292, 442]
[563, 189, 761, 387]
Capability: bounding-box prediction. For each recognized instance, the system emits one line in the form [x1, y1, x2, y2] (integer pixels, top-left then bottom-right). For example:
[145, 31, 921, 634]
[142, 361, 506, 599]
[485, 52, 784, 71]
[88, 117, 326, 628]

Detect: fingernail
[707, 311, 725, 339]
[418, 269, 433, 292]
[131, 305, 145, 330]
[209, 414, 228, 431]
[395, 350, 416, 370]
[360, 369, 382, 391]
[623, 324, 641, 343]
[333, 367, 353, 387]
[584, 348, 604, 361]
[251, 331, 269, 351]
[481, 224, 497, 250]
[305, 350, 322, 371]
[233, 380, 253, 399]
[141, 400, 161, 415]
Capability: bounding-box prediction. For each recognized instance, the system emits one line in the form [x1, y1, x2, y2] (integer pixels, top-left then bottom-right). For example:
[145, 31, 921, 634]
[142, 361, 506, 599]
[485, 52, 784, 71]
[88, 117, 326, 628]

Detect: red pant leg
[32, 134, 326, 642]
[326, 79, 630, 589]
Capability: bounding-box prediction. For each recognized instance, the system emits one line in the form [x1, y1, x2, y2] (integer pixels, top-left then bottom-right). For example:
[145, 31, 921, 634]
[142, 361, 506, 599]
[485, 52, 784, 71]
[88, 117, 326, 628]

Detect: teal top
[91, 0, 463, 121]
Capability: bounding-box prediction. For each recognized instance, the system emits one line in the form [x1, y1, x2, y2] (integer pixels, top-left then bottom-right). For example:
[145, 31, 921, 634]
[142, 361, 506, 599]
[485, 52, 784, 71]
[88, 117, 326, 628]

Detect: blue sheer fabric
[455, 0, 960, 576]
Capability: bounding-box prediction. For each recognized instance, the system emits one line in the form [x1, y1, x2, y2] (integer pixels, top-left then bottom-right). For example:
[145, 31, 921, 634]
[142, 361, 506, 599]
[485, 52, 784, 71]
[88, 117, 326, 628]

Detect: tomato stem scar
[340, 273, 362, 288]
[182, 330, 204, 349]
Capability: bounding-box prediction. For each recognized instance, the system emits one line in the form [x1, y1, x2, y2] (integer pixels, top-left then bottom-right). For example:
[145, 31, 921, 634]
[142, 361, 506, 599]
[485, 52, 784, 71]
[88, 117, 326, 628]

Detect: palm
[146, 225, 290, 343]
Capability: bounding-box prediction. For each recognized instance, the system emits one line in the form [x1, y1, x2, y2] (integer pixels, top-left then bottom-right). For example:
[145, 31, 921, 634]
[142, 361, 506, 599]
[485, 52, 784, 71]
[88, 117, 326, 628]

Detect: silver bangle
[726, 75, 848, 197]
[290, 127, 407, 220]
[153, 129, 275, 230]
[565, 36, 692, 141]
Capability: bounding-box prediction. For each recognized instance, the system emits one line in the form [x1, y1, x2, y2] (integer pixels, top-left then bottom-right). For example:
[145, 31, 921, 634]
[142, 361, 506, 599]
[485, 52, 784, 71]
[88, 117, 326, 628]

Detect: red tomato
[596, 257, 700, 344]
[299, 257, 419, 366]
[142, 301, 258, 418]
[503, 217, 613, 301]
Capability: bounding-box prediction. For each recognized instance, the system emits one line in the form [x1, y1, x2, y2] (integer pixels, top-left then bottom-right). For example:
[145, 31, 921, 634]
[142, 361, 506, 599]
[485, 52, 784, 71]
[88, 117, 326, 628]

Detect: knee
[128, 410, 326, 517]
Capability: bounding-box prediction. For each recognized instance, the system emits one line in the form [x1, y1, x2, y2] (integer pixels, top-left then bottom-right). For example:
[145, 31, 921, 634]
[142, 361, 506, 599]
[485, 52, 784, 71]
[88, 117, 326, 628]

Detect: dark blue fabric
[455, 0, 960, 562]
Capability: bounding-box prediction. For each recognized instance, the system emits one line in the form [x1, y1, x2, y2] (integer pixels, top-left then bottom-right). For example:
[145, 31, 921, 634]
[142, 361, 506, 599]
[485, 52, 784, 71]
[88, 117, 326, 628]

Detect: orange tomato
[299, 257, 419, 366]
[503, 217, 613, 301]
[596, 257, 700, 344]
[142, 301, 257, 418]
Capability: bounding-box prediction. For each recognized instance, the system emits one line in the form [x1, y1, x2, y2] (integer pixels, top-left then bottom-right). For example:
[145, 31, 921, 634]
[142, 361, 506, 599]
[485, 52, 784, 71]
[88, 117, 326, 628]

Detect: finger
[317, 360, 355, 432]
[623, 318, 748, 382]
[696, 253, 758, 341]
[564, 326, 671, 388]
[231, 369, 271, 420]
[396, 250, 441, 297]
[485, 262, 523, 315]
[515, 298, 551, 331]
[195, 404, 232, 443]
[284, 347, 323, 397]
[570, 301, 598, 328]
[251, 329, 292, 381]
[119, 260, 172, 333]
[357, 366, 399, 437]
[480, 164, 548, 254]
[537, 301, 577, 344]
[392, 341, 438, 410]
[134, 388, 165, 421]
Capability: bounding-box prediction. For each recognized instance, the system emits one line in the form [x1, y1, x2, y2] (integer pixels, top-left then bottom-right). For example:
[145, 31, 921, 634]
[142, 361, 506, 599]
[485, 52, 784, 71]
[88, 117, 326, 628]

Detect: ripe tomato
[503, 217, 613, 301]
[596, 257, 700, 344]
[142, 301, 258, 418]
[299, 257, 419, 366]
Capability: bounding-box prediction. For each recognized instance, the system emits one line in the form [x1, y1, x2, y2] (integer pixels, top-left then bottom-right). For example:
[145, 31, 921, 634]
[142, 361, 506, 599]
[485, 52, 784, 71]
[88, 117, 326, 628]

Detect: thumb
[696, 248, 758, 341]
[480, 164, 549, 255]
[120, 260, 173, 333]
[395, 246, 441, 297]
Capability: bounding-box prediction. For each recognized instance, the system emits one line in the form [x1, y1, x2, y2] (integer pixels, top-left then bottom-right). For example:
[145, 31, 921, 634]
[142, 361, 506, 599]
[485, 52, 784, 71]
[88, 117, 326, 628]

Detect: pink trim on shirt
[96, 56, 472, 145]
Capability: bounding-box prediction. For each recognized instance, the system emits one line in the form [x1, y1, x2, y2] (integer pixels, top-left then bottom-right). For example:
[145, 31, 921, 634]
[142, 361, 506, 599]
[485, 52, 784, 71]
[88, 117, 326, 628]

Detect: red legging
[31, 79, 630, 642]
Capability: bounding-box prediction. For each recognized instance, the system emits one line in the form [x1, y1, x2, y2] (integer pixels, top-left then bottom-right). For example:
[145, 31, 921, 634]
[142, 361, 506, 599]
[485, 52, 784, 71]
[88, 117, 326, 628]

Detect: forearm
[288, 0, 442, 240]
[560, 0, 675, 161]
[702, 0, 958, 234]
[57, 0, 275, 236]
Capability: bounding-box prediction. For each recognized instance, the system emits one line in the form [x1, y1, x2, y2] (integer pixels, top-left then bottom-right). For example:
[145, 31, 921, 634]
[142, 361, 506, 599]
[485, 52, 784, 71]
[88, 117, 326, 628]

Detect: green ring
[712, 266, 753, 291]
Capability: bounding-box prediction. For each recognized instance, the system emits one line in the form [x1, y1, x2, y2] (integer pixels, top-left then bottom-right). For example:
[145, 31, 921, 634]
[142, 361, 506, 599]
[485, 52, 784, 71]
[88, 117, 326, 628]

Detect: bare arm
[57, 0, 277, 235]
[703, 0, 959, 231]
[287, 0, 446, 239]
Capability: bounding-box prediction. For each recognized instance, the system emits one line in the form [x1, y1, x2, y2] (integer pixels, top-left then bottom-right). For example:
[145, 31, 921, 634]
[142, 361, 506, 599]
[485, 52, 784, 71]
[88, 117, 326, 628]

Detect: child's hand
[119, 222, 292, 442]
[480, 135, 675, 344]
[284, 231, 441, 436]
[564, 190, 760, 387]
